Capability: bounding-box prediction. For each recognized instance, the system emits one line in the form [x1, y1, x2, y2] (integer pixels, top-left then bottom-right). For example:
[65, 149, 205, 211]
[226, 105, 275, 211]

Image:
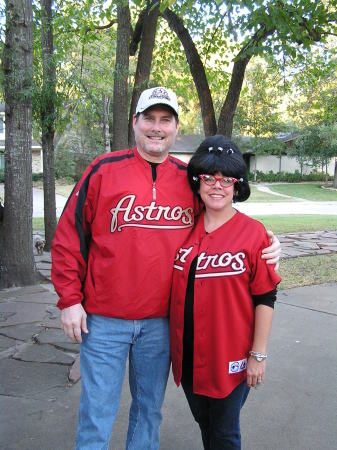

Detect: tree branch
[86, 20, 116, 33]
[218, 24, 275, 137]
[204, 5, 228, 60]
[163, 8, 217, 137]
[130, 7, 147, 56]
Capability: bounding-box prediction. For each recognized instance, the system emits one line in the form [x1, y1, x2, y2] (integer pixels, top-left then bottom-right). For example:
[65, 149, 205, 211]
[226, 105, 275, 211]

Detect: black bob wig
[187, 135, 250, 203]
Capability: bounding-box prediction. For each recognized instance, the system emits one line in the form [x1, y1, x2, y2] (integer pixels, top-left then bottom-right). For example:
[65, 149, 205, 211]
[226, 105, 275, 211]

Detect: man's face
[133, 106, 179, 162]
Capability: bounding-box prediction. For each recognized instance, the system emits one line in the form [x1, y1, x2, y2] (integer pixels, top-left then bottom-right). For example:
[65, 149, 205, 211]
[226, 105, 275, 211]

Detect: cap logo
[149, 87, 171, 102]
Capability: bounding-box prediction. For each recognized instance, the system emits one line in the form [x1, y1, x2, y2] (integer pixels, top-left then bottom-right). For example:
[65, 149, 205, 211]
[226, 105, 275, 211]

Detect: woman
[170, 135, 281, 449]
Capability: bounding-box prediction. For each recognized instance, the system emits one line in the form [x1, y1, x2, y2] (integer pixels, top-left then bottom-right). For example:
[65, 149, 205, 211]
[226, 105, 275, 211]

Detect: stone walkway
[279, 230, 337, 258]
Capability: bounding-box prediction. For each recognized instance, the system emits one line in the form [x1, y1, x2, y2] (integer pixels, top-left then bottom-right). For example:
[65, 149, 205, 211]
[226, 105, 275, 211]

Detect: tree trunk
[103, 94, 111, 153]
[0, 0, 39, 288]
[163, 9, 217, 137]
[217, 57, 251, 138]
[111, 2, 130, 151]
[128, 1, 160, 147]
[333, 159, 337, 188]
[41, 0, 57, 251]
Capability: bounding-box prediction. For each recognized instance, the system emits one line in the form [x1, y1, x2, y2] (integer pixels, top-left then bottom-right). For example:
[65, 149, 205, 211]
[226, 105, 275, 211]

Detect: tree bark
[41, 0, 57, 251]
[217, 57, 251, 138]
[217, 25, 275, 138]
[0, 0, 39, 287]
[334, 159, 337, 188]
[128, 1, 160, 147]
[102, 94, 111, 153]
[163, 8, 217, 137]
[111, 1, 130, 151]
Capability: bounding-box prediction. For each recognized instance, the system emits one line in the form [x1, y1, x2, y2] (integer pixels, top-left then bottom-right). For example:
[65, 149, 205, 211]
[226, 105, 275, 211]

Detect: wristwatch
[249, 351, 267, 362]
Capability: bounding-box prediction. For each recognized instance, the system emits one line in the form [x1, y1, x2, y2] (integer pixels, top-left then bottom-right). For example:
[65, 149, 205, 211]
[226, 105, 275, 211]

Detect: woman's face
[198, 171, 235, 213]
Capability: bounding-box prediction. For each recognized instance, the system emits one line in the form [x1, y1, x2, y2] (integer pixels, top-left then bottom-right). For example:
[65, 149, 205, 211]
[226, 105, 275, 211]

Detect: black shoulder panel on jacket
[168, 157, 187, 171]
[75, 152, 135, 263]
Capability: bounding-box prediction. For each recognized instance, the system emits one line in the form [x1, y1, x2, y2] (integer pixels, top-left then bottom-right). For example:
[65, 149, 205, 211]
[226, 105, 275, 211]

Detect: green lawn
[268, 183, 337, 201]
[33, 181, 75, 198]
[252, 215, 337, 234]
[34, 213, 337, 235]
[55, 184, 75, 197]
[247, 185, 294, 202]
[279, 254, 337, 290]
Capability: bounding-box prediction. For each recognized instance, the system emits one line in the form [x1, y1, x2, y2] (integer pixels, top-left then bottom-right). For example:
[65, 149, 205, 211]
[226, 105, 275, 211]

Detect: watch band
[249, 351, 268, 362]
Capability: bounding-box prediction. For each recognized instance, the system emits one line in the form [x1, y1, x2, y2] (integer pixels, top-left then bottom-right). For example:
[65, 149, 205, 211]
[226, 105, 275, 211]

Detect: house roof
[170, 134, 204, 154]
[277, 132, 302, 143]
[169, 133, 302, 156]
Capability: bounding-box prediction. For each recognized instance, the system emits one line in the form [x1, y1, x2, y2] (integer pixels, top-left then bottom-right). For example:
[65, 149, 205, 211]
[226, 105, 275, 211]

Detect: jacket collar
[133, 146, 170, 171]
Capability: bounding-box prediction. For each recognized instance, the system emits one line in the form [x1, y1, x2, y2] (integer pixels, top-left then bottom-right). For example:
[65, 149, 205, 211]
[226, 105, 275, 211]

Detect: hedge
[248, 170, 333, 183]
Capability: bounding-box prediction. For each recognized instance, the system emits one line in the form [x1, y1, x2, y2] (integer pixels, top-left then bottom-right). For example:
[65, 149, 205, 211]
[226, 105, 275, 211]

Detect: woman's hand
[246, 357, 266, 388]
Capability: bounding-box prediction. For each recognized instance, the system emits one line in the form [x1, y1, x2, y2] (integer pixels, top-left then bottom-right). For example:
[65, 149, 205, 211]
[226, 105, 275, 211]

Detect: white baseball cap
[135, 87, 179, 116]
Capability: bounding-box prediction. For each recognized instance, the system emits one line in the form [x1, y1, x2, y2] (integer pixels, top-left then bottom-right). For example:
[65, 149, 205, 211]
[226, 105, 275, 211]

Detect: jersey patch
[228, 358, 247, 374]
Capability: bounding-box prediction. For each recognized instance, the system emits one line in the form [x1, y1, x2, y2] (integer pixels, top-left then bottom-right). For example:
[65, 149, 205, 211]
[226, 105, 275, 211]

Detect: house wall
[0, 110, 43, 173]
[0, 151, 42, 173]
[0, 116, 5, 140]
[172, 152, 336, 176]
[252, 155, 335, 175]
[32, 149, 43, 173]
[169, 152, 191, 164]
[0, 113, 4, 170]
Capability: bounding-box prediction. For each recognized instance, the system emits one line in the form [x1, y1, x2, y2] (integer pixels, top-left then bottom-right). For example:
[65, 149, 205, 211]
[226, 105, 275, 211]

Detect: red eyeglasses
[199, 174, 238, 187]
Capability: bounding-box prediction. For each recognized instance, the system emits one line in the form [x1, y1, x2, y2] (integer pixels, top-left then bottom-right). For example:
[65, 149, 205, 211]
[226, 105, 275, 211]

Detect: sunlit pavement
[1, 280, 336, 449]
[236, 200, 337, 215]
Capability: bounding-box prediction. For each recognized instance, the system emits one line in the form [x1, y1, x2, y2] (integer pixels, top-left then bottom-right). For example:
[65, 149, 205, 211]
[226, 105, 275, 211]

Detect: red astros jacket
[51, 148, 195, 319]
[170, 211, 281, 398]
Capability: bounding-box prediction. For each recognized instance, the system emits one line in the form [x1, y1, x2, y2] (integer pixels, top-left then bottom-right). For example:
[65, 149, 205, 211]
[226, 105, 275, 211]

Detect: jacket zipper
[152, 181, 156, 201]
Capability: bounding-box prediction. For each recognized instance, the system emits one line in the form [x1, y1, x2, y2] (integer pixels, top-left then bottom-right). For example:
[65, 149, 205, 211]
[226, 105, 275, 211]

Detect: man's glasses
[198, 174, 238, 187]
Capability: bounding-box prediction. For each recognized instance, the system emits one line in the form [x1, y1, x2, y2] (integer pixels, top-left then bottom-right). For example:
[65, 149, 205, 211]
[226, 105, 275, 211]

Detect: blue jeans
[181, 378, 250, 450]
[75, 314, 170, 450]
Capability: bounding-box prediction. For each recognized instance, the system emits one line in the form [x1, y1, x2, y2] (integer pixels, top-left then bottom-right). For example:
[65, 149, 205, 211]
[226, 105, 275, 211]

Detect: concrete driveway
[0, 184, 68, 218]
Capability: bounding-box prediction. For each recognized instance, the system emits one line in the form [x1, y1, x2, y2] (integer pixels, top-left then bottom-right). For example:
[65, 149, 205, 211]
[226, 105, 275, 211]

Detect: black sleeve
[252, 288, 277, 309]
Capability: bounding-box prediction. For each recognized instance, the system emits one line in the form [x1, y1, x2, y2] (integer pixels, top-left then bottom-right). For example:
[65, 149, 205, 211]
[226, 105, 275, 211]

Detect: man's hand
[60, 304, 88, 343]
[262, 230, 281, 270]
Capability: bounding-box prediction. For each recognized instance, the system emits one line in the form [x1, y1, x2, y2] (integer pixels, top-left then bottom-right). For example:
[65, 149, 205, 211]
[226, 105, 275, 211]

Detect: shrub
[55, 144, 76, 180]
[248, 170, 333, 183]
[32, 172, 44, 182]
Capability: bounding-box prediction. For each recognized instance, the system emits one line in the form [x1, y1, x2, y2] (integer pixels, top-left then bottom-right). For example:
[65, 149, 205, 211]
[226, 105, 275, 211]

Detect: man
[52, 86, 280, 450]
